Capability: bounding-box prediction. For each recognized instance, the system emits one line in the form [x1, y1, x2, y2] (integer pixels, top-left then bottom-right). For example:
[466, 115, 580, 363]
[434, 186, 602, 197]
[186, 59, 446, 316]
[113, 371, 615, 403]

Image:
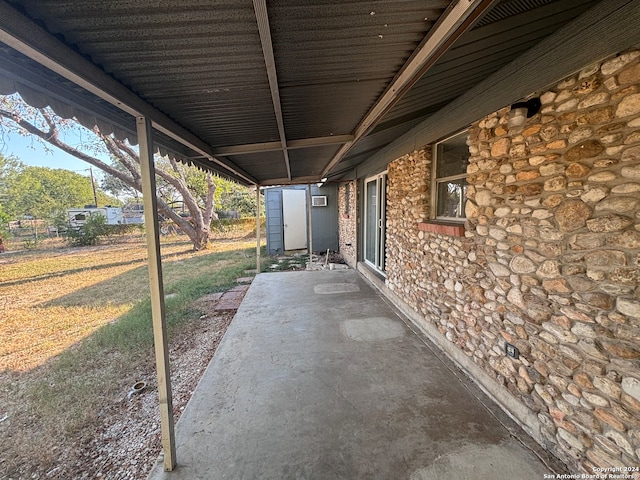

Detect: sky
[1, 127, 106, 180]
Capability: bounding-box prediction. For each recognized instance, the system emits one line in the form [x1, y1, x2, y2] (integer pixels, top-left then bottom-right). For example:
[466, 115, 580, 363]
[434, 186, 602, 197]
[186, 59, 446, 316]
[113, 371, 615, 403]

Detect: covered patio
[147, 269, 563, 479]
[2, 0, 639, 475]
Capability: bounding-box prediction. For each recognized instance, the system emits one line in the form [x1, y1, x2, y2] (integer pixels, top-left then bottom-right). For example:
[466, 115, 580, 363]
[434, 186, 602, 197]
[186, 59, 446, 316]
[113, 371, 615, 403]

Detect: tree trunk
[0, 104, 221, 251]
[192, 224, 210, 251]
[155, 201, 207, 250]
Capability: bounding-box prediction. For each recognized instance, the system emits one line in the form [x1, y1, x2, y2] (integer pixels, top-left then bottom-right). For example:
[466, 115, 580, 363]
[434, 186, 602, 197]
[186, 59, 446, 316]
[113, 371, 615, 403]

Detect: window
[344, 182, 351, 216]
[432, 131, 469, 222]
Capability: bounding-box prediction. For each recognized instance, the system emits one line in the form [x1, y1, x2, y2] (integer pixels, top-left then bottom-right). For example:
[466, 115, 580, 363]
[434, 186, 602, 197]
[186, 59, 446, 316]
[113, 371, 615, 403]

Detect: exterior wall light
[508, 97, 541, 132]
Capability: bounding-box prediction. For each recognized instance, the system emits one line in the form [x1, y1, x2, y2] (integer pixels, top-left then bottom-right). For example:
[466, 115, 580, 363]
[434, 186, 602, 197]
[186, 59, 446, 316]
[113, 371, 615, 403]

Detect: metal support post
[256, 186, 261, 272]
[307, 184, 313, 267]
[137, 116, 176, 471]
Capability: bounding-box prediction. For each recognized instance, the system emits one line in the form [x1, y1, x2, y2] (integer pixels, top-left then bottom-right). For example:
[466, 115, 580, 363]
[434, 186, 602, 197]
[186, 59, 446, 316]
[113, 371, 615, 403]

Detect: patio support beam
[0, 1, 256, 185]
[260, 175, 325, 186]
[307, 184, 313, 267]
[253, 0, 291, 181]
[321, 0, 498, 178]
[256, 187, 261, 273]
[213, 135, 354, 156]
[355, 0, 640, 178]
[137, 116, 177, 472]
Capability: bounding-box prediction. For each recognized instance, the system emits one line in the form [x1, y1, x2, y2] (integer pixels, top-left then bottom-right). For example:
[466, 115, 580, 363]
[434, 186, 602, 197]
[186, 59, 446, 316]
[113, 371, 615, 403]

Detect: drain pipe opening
[127, 381, 147, 399]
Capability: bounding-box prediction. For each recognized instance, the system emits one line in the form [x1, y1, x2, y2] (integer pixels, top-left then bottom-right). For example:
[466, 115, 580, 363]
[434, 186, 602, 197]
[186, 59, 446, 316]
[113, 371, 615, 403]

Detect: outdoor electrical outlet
[505, 342, 519, 359]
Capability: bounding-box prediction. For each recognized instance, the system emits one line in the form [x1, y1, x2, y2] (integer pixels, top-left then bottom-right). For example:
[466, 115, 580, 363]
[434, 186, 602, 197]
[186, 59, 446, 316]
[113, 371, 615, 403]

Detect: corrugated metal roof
[0, 0, 602, 185]
[474, 0, 559, 27]
[343, 0, 598, 166]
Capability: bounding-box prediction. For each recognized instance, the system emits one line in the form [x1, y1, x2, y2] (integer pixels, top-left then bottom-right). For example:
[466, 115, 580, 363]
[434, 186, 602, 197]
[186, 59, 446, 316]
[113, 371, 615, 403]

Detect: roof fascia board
[321, 0, 498, 177]
[354, 0, 640, 179]
[0, 1, 257, 184]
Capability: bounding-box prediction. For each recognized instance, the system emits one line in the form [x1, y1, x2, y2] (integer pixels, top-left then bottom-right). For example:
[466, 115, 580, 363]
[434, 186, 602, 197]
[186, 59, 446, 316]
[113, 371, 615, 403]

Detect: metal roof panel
[1, 0, 604, 184]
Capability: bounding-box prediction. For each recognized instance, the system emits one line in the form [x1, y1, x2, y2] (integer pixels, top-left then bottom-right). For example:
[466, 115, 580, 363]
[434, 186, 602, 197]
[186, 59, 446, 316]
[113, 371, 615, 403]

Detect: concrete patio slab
[148, 269, 559, 480]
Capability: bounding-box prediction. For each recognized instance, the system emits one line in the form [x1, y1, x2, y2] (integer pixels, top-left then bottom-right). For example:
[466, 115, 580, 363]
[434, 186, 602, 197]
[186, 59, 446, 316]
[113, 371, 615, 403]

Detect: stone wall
[338, 181, 357, 267]
[382, 49, 640, 472]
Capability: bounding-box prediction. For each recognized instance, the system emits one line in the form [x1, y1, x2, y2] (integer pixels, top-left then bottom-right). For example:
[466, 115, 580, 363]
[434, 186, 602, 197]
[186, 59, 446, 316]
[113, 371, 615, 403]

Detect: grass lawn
[0, 233, 262, 478]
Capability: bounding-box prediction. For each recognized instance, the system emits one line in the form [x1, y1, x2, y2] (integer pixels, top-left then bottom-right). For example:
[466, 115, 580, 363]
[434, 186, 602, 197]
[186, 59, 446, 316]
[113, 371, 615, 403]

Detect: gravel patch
[1, 298, 235, 480]
[89, 309, 235, 480]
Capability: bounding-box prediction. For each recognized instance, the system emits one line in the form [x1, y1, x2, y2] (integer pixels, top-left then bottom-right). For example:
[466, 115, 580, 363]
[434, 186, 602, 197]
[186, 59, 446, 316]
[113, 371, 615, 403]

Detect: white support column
[256, 186, 261, 272]
[137, 116, 176, 471]
[307, 184, 313, 267]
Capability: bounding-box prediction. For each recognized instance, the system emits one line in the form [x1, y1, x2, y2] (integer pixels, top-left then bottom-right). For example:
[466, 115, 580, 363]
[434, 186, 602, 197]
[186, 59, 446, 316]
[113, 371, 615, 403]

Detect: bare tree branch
[97, 131, 140, 181]
[0, 108, 133, 188]
[40, 109, 58, 141]
[168, 155, 185, 181]
[0, 103, 218, 250]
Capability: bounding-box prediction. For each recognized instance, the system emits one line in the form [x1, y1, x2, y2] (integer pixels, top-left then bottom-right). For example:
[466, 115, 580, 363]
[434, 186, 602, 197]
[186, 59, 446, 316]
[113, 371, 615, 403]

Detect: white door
[282, 189, 307, 250]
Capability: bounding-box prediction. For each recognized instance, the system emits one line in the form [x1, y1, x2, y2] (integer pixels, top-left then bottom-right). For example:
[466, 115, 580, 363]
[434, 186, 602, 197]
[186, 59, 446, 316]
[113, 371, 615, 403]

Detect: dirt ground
[85, 303, 236, 480]
[1, 296, 236, 480]
[0, 237, 253, 480]
[0, 239, 342, 479]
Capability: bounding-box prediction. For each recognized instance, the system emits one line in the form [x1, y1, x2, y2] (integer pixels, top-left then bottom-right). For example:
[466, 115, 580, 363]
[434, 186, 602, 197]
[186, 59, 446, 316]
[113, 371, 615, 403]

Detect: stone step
[214, 285, 250, 312]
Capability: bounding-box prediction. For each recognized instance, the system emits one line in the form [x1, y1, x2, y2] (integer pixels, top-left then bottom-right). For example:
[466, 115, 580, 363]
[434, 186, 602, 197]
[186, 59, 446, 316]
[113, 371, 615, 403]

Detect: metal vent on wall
[312, 196, 327, 207]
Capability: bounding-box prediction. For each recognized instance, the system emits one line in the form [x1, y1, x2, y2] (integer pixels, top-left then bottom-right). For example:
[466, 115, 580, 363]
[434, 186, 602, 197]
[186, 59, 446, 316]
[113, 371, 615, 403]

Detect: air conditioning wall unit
[312, 195, 327, 207]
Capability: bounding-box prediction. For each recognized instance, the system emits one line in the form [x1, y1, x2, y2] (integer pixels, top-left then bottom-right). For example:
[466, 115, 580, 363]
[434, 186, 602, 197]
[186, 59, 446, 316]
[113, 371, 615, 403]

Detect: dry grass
[2, 241, 191, 371]
[0, 231, 260, 479]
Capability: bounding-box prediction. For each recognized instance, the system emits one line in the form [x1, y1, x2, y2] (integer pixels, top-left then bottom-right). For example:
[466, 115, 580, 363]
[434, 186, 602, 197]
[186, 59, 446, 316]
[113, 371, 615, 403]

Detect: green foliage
[0, 155, 21, 237]
[213, 175, 260, 217]
[65, 214, 142, 246]
[50, 211, 71, 234]
[22, 236, 41, 250]
[99, 161, 139, 200]
[0, 203, 10, 238]
[0, 153, 23, 182]
[0, 162, 120, 224]
[66, 213, 108, 246]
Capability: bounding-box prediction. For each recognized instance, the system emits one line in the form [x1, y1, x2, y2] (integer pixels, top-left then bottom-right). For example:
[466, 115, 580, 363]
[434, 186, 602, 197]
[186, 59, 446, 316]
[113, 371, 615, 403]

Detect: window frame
[430, 130, 469, 223]
[344, 182, 351, 216]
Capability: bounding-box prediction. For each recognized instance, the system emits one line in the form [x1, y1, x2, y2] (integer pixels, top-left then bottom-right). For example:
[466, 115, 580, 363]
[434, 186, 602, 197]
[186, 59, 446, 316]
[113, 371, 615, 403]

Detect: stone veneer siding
[382, 49, 640, 473]
[338, 181, 357, 267]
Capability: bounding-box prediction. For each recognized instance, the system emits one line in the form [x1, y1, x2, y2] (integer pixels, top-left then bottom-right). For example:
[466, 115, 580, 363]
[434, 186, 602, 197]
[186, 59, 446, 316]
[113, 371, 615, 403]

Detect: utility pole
[88, 167, 98, 207]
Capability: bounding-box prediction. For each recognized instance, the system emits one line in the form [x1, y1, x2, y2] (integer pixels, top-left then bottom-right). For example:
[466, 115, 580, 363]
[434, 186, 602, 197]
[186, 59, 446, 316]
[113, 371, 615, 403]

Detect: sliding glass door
[364, 173, 386, 273]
